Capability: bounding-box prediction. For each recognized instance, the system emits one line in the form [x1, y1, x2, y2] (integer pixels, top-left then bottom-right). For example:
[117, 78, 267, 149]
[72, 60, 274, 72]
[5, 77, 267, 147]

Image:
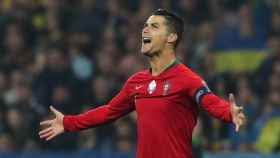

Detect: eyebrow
[144, 22, 160, 28]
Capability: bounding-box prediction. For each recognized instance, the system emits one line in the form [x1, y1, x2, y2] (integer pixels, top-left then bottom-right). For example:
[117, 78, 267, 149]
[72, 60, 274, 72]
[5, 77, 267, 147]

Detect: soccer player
[39, 9, 245, 158]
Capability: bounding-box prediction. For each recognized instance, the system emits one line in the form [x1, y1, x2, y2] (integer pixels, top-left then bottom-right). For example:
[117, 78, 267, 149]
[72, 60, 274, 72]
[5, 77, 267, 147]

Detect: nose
[142, 26, 149, 34]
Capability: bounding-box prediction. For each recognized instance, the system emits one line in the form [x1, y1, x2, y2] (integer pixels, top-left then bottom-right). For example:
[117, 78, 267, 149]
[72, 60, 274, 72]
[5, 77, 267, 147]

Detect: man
[39, 9, 245, 158]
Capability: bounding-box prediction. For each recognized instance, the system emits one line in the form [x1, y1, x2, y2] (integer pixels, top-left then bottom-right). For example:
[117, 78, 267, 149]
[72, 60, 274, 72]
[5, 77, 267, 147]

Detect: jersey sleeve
[63, 79, 135, 132]
[185, 75, 232, 122]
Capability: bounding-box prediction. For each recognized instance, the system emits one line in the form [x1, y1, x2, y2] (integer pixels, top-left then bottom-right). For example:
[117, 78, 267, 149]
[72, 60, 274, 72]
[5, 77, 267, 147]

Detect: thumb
[50, 106, 61, 116]
[229, 93, 236, 105]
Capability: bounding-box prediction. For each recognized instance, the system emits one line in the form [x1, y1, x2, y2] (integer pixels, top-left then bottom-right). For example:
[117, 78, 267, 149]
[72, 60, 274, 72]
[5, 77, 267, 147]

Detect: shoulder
[175, 64, 203, 82]
[125, 69, 150, 84]
[175, 64, 211, 98]
[173, 64, 209, 93]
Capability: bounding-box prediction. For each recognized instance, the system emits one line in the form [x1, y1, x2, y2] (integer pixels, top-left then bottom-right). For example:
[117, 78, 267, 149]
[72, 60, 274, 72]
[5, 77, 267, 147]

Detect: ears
[167, 33, 178, 45]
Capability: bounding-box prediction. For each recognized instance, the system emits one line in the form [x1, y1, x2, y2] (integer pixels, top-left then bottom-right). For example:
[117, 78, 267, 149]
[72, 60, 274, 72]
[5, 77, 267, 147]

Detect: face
[141, 15, 170, 56]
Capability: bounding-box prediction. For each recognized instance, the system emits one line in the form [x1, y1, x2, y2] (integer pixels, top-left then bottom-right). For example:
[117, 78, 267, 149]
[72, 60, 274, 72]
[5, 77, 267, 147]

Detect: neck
[148, 49, 176, 76]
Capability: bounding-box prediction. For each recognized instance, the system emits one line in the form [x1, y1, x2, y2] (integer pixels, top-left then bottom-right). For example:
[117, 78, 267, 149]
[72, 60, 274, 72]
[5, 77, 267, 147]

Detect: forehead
[146, 15, 167, 25]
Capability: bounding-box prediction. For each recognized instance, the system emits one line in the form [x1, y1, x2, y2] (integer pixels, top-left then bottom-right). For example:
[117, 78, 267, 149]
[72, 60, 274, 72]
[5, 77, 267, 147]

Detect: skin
[141, 15, 178, 76]
[39, 15, 246, 141]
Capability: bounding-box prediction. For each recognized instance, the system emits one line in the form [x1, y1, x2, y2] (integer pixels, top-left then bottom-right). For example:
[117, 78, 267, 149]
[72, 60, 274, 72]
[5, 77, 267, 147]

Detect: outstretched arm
[63, 87, 134, 132]
[186, 75, 246, 132]
[39, 80, 134, 140]
[200, 93, 245, 132]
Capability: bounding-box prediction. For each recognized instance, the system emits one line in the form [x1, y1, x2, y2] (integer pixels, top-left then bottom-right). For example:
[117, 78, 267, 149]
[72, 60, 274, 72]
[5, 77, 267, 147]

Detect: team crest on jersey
[148, 80, 156, 94]
[162, 81, 171, 95]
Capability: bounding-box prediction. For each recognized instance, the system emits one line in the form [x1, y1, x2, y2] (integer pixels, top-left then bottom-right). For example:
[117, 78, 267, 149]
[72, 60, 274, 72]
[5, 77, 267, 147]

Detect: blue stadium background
[0, 0, 279, 158]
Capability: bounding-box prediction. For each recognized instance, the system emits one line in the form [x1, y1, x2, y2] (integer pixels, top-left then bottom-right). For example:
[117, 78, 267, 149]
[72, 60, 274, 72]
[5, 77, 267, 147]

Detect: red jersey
[63, 60, 232, 158]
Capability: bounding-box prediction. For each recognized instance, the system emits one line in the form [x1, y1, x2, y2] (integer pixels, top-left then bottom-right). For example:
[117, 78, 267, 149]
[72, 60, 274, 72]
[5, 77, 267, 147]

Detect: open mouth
[143, 37, 152, 44]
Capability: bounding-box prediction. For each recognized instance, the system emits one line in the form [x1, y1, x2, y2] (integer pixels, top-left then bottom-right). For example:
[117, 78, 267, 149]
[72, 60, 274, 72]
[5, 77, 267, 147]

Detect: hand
[39, 106, 65, 141]
[229, 93, 246, 132]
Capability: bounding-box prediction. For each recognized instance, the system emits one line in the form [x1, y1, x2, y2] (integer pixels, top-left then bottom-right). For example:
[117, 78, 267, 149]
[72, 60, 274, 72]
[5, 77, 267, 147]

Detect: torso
[126, 63, 200, 158]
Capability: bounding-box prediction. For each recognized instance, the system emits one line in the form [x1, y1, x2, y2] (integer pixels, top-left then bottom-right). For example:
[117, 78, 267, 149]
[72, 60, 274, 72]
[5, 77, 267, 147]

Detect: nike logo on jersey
[135, 85, 143, 90]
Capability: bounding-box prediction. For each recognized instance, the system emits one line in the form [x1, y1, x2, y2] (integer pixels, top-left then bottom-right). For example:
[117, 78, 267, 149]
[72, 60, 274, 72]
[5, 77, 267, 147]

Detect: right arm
[39, 80, 134, 140]
[63, 84, 135, 132]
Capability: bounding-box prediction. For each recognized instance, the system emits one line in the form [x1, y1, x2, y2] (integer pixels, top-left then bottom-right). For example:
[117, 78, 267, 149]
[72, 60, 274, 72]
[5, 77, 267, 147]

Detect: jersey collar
[149, 58, 181, 77]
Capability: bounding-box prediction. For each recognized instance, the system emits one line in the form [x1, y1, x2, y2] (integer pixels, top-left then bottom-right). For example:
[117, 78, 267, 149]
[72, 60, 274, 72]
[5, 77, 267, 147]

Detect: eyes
[143, 23, 160, 30]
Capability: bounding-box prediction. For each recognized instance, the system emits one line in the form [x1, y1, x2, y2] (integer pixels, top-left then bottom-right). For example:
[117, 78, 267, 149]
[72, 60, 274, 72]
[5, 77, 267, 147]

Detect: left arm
[199, 93, 232, 122]
[187, 76, 246, 132]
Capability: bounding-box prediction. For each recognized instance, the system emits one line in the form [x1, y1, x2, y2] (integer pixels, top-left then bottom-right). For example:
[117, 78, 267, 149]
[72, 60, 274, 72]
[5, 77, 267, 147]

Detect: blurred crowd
[0, 0, 279, 156]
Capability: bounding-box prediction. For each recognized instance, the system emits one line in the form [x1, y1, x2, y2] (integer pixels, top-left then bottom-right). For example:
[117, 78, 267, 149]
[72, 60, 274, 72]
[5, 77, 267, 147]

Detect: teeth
[143, 37, 151, 43]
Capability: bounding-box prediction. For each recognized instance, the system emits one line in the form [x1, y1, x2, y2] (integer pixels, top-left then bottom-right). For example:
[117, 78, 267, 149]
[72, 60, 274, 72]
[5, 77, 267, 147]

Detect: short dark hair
[152, 9, 184, 48]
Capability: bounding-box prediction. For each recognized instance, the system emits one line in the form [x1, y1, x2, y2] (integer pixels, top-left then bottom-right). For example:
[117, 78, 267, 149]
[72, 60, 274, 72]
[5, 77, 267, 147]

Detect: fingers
[234, 113, 246, 132]
[39, 127, 58, 141]
[229, 93, 244, 113]
[39, 128, 54, 139]
[234, 119, 241, 132]
[39, 127, 52, 136]
[42, 131, 56, 141]
[46, 133, 58, 141]
[50, 105, 60, 116]
[228, 93, 246, 132]
[235, 124, 240, 132]
[239, 114, 246, 126]
[38, 106, 62, 141]
[235, 119, 243, 132]
[236, 106, 244, 113]
[40, 120, 52, 126]
[239, 113, 246, 120]
[229, 93, 236, 104]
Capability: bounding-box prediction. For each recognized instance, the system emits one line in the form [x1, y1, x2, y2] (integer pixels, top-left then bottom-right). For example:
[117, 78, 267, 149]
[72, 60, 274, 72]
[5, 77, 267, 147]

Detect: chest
[131, 78, 184, 98]
[129, 78, 192, 114]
